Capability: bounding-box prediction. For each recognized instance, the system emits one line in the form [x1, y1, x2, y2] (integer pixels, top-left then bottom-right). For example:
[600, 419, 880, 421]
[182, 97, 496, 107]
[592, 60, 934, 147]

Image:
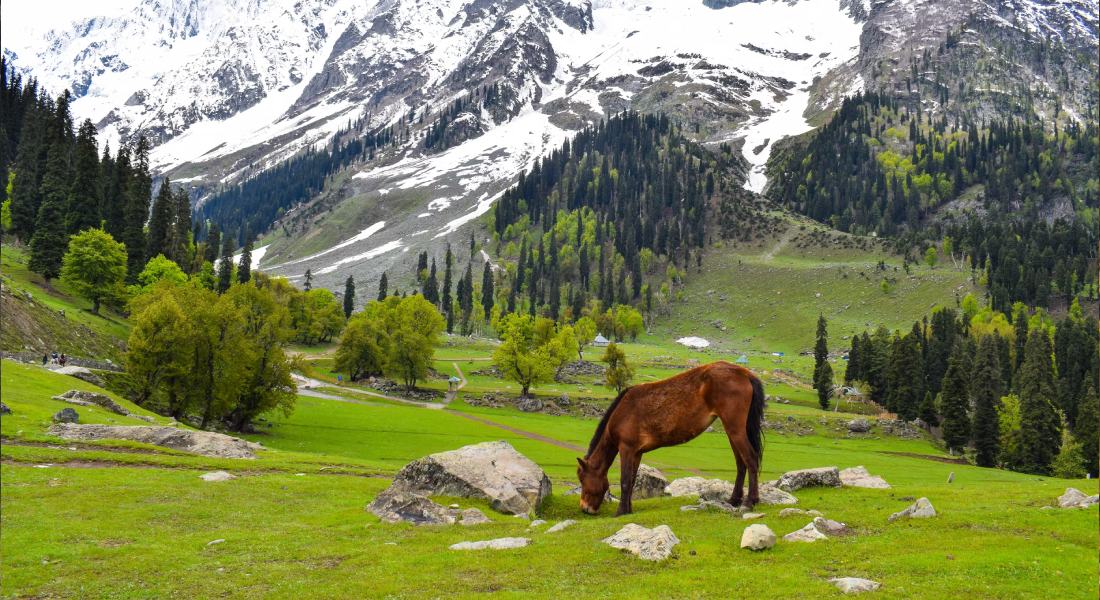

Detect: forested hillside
[767, 91, 1099, 311]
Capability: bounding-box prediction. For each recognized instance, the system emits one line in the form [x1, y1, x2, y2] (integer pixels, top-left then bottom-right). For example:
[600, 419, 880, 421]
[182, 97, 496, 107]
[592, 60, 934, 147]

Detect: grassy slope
[0, 245, 128, 361]
[2, 361, 1095, 599]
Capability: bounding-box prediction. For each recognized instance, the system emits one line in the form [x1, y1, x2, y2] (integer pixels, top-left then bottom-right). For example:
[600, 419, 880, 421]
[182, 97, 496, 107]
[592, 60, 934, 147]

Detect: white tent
[593, 334, 610, 347]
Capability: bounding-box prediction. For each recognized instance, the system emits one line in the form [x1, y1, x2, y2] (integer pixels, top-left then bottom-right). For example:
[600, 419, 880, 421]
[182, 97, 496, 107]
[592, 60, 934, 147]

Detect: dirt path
[292, 373, 445, 410]
[762, 224, 797, 261]
[444, 362, 467, 404]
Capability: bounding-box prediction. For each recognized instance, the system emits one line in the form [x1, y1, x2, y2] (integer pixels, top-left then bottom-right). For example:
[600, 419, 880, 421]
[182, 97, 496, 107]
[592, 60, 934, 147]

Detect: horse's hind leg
[718, 419, 760, 509]
[617, 446, 641, 516]
[730, 453, 746, 506]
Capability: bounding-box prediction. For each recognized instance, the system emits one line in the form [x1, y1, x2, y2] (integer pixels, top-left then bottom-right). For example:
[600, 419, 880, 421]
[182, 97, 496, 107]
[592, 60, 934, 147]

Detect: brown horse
[577, 361, 765, 515]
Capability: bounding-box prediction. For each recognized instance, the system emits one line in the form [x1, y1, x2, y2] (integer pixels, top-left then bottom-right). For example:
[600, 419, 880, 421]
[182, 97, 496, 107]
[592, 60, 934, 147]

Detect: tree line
[838, 296, 1098, 477]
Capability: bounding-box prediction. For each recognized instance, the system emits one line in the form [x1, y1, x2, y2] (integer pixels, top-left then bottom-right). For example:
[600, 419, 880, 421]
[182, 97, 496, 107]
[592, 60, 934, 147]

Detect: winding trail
[762, 224, 797, 261]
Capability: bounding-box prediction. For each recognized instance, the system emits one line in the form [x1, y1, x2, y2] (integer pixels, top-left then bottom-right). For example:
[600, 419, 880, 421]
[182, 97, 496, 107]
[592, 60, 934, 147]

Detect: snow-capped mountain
[4, 0, 1097, 292]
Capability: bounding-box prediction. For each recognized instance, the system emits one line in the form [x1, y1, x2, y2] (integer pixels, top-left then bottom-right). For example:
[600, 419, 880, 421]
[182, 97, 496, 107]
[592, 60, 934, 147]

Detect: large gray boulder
[847, 419, 871, 433]
[603, 524, 679, 561]
[777, 467, 841, 492]
[53, 390, 129, 416]
[839, 466, 891, 489]
[888, 497, 936, 522]
[740, 524, 776, 551]
[633, 464, 669, 499]
[52, 408, 79, 423]
[368, 485, 460, 525]
[665, 477, 735, 501]
[383, 441, 551, 515]
[1057, 487, 1099, 508]
[47, 423, 263, 458]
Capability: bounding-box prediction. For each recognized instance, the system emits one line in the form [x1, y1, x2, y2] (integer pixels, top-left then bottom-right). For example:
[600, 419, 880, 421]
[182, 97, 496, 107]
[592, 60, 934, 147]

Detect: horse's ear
[576, 457, 587, 469]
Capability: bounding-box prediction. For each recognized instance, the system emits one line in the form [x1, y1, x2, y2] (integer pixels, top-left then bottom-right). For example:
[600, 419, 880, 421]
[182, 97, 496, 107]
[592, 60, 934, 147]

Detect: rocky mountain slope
[4, 0, 1096, 293]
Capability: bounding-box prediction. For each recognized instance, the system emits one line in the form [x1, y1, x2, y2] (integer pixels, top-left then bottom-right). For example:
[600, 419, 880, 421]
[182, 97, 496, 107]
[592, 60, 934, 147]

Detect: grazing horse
[576, 361, 765, 515]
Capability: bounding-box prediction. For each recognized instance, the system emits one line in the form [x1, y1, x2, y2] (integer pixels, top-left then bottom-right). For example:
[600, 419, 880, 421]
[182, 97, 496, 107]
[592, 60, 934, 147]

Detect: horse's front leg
[617, 448, 641, 516]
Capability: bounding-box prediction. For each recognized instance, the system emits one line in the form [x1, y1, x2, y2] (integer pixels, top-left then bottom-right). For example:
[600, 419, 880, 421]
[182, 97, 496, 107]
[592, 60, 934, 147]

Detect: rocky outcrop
[52, 390, 129, 416]
[450, 537, 529, 550]
[1056, 487, 1099, 508]
[846, 419, 871, 433]
[666, 477, 735, 501]
[46, 423, 263, 458]
[888, 497, 936, 522]
[839, 466, 890, 489]
[680, 499, 746, 515]
[602, 524, 679, 561]
[633, 464, 669, 499]
[52, 408, 79, 423]
[54, 366, 104, 386]
[377, 441, 551, 516]
[777, 467, 841, 492]
[199, 471, 236, 482]
[759, 482, 799, 505]
[740, 524, 776, 551]
[829, 577, 881, 594]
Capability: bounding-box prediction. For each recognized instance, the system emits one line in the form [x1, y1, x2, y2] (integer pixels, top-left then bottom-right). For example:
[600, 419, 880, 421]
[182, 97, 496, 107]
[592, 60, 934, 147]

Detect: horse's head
[576, 457, 608, 514]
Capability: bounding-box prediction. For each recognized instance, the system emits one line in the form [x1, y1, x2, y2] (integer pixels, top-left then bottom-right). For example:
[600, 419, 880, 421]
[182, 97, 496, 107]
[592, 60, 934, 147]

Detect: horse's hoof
[615, 507, 632, 517]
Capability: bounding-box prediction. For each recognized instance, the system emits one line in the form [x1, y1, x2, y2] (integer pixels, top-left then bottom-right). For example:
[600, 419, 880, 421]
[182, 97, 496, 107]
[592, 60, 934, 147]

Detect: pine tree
[918, 391, 938, 426]
[424, 258, 439, 305]
[146, 178, 174, 260]
[813, 315, 831, 409]
[442, 244, 453, 319]
[481, 261, 494, 317]
[303, 268, 312, 291]
[27, 143, 70, 284]
[172, 187, 192, 269]
[343, 276, 355, 318]
[1017, 329, 1062, 474]
[9, 99, 47, 242]
[216, 236, 235, 294]
[123, 136, 151, 282]
[237, 236, 253, 284]
[940, 344, 971, 454]
[377, 272, 388, 300]
[971, 335, 1003, 467]
[66, 119, 100, 234]
[1073, 383, 1098, 477]
[204, 223, 221, 264]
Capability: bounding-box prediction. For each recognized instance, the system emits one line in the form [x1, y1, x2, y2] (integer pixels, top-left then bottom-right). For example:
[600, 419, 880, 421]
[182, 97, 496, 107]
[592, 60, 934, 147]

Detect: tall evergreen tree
[918, 391, 938, 426]
[123, 136, 151, 281]
[204, 222, 221, 264]
[172, 187, 192, 269]
[377, 272, 388, 300]
[343, 276, 356, 318]
[27, 143, 70, 284]
[9, 97, 47, 242]
[442, 244, 453, 319]
[66, 119, 100, 234]
[940, 343, 971, 454]
[888, 332, 924, 421]
[146, 178, 174, 260]
[216, 236, 235, 294]
[303, 268, 312, 291]
[1074, 383, 1099, 477]
[971, 335, 1003, 467]
[481, 261, 494, 317]
[813, 315, 831, 409]
[1017, 329, 1062, 474]
[424, 258, 440, 305]
[237, 236, 253, 284]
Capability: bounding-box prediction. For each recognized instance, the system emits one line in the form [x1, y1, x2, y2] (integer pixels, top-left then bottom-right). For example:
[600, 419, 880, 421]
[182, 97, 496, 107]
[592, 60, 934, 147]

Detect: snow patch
[677, 337, 711, 349]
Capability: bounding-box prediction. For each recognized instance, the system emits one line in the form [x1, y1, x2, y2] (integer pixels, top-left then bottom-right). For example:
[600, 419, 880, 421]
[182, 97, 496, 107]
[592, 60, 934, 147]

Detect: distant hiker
[59, 354, 67, 367]
[42, 354, 48, 365]
[51, 352, 59, 364]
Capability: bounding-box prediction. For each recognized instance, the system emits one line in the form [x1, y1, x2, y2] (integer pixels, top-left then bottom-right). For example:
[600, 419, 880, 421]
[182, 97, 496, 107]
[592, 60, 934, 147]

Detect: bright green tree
[573, 316, 597, 359]
[134, 254, 187, 294]
[385, 294, 445, 390]
[603, 342, 634, 393]
[334, 313, 389, 380]
[493, 312, 557, 397]
[60, 227, 128, 314]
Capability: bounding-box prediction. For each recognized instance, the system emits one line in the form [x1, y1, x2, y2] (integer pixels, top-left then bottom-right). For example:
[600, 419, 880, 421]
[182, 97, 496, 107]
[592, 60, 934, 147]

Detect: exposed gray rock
[528, 519, 547, 527]
[46, 423, 263, 458]
[52, 408, 79, 423]
[839, 466, 891, 489]
[516, 397, 544, 413]
[829, 577, 881, 594]
[53, 390, 129, 416]
[888, 497, 936, 522]
[847, 419, 871, 433]
[546, 519, 576, 533]
[633, 464, 669, 499]
[199, 471, 236, 482]
[458, 508, 491, 525]
[680, 500, 745, 515]
[602, 524, 679, 561]
[782, 522, 828, 542]
[0, 401, 10, 414]
[1057, 487, 1099, 508]
[740, 524, 776, 551]
[812, 516, 851, 536]
[742, 511, 766, 520]
[759, 482, 799, 505]
[382, 441, 551, 515]
[777, 467, 841, 491]
[54, 366, 103, 387]
[779, 508, 808, 518]
[367, 485, 457, 525]
[450, 537, 530, 550]
[665, 476, 735, 501]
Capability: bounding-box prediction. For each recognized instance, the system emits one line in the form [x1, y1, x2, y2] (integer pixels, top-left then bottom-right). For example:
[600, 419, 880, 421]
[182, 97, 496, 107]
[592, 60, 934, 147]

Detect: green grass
[3, 360, 1096, 599]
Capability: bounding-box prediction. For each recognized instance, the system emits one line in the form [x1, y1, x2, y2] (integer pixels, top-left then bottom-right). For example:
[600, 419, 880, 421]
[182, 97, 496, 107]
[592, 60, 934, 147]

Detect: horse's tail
[747, 375, 766, 465]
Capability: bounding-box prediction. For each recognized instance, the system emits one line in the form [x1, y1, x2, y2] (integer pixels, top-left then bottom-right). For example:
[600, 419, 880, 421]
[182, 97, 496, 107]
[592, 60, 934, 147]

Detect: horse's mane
[586, 386, 631, 458]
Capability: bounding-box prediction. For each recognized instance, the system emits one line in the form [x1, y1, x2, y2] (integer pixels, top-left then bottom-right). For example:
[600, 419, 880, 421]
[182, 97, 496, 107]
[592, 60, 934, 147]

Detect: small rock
[603, 524, 679, 561]
[0, 402, 10, 415]
[633, 464, 669, 499]
[52, 408, 79, 424]
[806, 510, 824, 517]
[199, 471, 236, 482]
[777, 467, 841, 492]
[847, 419, 870, 433]
[888, 497, 936, 522]
[529, 519, 547, 527]
[742, 512, 766, 520]
[783, 522, 828, 542]
[458, 508, 491, 525]
[779, 508, 807, 518]
[812, 517, 850, 536]
[132, 415, 154, 423]
[740, 524, 776, 551]
[680, 500, 745, 515]
[367, 485, 457, 525]
[829, 577, 881, 594]
[759, 482, 799, 505]
[839, 466, 891, 489]
[546, 519, 576, 533]
[1057, 487, 1099, 508]
[449, 504, 460, 509]
[206, 539, 225, 546]
[450, 537, 530, 550]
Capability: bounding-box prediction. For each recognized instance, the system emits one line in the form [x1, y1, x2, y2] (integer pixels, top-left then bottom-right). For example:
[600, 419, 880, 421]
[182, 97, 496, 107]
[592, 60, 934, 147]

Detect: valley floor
[1, 360, 1096, 599]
